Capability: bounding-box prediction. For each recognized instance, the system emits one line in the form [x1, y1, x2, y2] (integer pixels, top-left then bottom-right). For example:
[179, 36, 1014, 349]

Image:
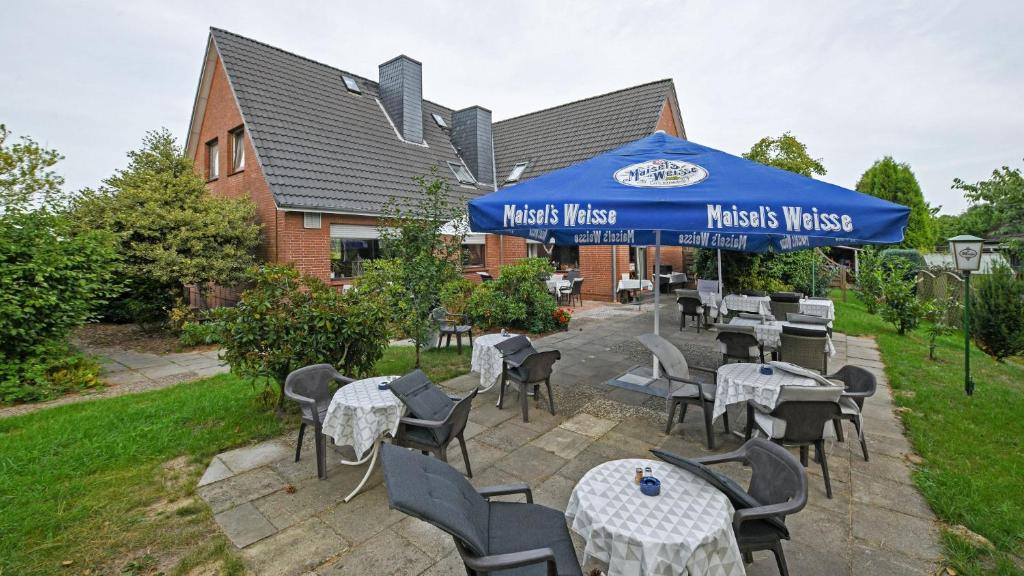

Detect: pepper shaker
[634, 467, 643, 484]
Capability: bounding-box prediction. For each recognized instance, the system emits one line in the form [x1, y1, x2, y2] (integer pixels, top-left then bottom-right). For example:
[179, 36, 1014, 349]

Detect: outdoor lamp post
[949, 234, 984, 395]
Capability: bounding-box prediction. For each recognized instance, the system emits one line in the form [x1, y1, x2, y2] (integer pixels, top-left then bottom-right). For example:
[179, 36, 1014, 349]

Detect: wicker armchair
[769, 292, 803, 318]
[713, 324, 763, 364]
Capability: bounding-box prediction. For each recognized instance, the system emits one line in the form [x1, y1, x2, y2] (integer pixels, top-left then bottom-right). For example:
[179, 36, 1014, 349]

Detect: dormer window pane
[432, 113, 447, 128]
[230, 127, 245, 172]
[447, 161, 476, 184]
[206, 138, 219, 179]
[342, 75, 361, 94]
[506, 162, 528, 182]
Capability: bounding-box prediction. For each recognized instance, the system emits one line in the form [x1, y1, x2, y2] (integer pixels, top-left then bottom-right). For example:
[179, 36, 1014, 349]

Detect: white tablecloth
[566, 459, 745, 576]
[472, 333, 525, 390]
[712, 363, 824, 420]
[545, 278, 571, 294]
[799, 298, 835, 320]
[720, 294, 771, 316]
[728, 318, 836, 356]
[321, 377, 403, 458]
[618, 279, 654, 292]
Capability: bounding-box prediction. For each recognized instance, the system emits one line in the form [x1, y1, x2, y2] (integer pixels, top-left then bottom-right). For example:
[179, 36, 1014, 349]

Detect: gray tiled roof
[209, 28, 675, 214]
[493, 79, 675, 185]
[210, 28, 482, 214]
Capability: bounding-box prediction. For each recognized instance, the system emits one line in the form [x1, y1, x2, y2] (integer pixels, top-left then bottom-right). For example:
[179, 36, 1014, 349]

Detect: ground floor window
[462, 234, 486, 268]
[330, 224, 381, 279]
[529, 242, 578, 271]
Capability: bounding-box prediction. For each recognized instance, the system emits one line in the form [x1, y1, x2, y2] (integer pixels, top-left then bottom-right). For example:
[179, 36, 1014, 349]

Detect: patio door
[630, 246, 647, 281]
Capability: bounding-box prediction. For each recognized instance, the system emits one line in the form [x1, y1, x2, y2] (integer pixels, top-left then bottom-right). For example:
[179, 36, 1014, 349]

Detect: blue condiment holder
[639, 476, 661, 497]
[760, 365, 774, 376]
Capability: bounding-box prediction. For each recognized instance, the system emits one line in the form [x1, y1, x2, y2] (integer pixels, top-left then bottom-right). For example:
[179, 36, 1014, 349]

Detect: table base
[340, 438, 382, 503]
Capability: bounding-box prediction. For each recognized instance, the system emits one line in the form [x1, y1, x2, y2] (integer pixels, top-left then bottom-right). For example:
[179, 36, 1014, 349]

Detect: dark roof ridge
[209, 27, 457, 113]
[494, 78, 673, 125]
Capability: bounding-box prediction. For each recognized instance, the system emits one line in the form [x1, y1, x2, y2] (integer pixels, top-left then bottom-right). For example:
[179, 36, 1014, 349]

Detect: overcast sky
[4, 0, 1021, 214]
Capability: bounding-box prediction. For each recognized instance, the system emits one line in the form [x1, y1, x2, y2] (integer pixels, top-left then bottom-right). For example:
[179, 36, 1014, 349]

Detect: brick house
[185, 28, 689, 301]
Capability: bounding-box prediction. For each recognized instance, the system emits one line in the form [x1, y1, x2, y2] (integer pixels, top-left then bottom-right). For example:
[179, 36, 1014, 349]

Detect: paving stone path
[198, 300, 943, 576]
[0, 346, 228, 418]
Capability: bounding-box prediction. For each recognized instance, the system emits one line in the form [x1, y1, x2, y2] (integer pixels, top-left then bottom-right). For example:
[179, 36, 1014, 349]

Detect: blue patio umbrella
[468, 132, 909, 378]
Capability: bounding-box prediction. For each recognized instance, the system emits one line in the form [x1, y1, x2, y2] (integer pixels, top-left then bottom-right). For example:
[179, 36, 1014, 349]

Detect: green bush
[440, 278, 475, 314]
[856, 246, 885, 314]
[880, 248, 926, 273]
[70, 129, 261, 324]
[467, 258, 558, 333]
[970, 263, 1024, 362]
[0, 209, 119, 403]
[879, 258, 927, 335]
[692, 249, 836, 296]
[214, 265, 390, 408]
[179, 320, 223, 347]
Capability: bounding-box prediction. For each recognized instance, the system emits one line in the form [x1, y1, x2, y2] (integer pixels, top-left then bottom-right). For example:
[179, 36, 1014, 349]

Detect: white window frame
[303, 212, 321, 229]
[462, 234, 486, 267]
[506, 161, 529, 182]
[206, 138, 219, 179]
[230, 127, 245, 172]
[447, 161, 476, 185]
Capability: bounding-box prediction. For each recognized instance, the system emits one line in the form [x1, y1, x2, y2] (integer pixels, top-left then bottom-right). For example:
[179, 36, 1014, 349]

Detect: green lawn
[0, 345, 470, 576]
[833, 292, 1024, 575]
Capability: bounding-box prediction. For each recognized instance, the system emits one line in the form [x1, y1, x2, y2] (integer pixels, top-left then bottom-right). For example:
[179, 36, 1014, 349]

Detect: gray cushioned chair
[637, 333, 728, 448]
[390, 369, 477, 476]
[677, 294, 704, 332]
[745, 384, 843, 498]
[660, 439, 808, 576]
[827, 365, 878, 461]
[432, 307, 473, 353]
[769, 292, 803, 319]
[500, 350, 561, 422]
[381, 444, 583, 576]
[779, 324, 829, 374]
[714, 323, 763, 364]
[284, 364, 354, 480]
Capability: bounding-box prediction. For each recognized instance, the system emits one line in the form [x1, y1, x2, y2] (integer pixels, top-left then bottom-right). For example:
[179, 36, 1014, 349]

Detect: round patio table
[471, 332, 524, 392]
[565, 458, 745, 576]
[321, 376, 402, 502]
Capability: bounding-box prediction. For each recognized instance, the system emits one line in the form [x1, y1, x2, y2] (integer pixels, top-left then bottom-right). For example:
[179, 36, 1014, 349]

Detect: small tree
[0, 124, 65, 211]
[970, 263, 1024, 362]
[879, 258, 927, 335]
[857, 246, 885, 314]
[922, 296, 960, 361]
[375, 170, 465, 367]
[856, 157, 938, 251]
[743, 132, 827, 178]
[215, 265, 390, 409]
[71, 129, 262, 323]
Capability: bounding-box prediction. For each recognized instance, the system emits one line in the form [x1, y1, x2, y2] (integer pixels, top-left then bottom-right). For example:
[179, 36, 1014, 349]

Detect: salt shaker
[644, 465, 653, 478]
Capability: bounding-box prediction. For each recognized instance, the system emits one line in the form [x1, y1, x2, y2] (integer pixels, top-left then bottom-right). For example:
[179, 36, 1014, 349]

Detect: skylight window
[506, 162, 529, 183]
[447, 161, 476, 185]
[342, 74, 361, 94]
[431, 113, 448, 128]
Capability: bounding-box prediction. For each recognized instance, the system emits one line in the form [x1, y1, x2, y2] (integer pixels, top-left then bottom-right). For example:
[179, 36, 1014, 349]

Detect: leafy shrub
[857, 246, 885, 314]
[923, 296, 960, 360]
[70, 129, 261, 324]
[179, 321, 223, 347]
[467, 258, 558, 333]
[879, 258, 927, 334]
[693, 249, 836, 296]
[970, 263, 1024, 362]
[880, 248, 926, 274]
[0, 209, 119, 403]
[0, 343, 104, 404]
[440, 278, 475, 315]
[214, 265, 390, 409]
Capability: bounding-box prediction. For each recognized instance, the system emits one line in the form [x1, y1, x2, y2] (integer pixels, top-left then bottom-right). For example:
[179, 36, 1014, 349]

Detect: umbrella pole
[653, 231, 662, 379]
[717, 249, 723, 297]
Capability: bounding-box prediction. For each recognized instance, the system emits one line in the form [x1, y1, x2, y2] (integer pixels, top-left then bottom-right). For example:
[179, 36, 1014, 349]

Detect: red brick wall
[192, 55, 280, 262]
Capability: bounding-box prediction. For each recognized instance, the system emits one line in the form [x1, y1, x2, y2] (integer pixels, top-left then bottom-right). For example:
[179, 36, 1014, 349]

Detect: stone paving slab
[195, 300, 942, 576]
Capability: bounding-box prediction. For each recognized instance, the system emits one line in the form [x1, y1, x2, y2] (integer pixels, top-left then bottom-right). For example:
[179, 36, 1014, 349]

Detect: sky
[3, 0, 1022, 214]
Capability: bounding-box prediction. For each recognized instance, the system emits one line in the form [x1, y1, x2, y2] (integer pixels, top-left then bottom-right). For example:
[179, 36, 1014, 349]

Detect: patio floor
[197, 300, 942, 575]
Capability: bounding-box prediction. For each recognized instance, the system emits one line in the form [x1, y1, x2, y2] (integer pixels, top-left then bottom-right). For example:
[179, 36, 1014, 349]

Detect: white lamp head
[948, 235, 984, 272]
